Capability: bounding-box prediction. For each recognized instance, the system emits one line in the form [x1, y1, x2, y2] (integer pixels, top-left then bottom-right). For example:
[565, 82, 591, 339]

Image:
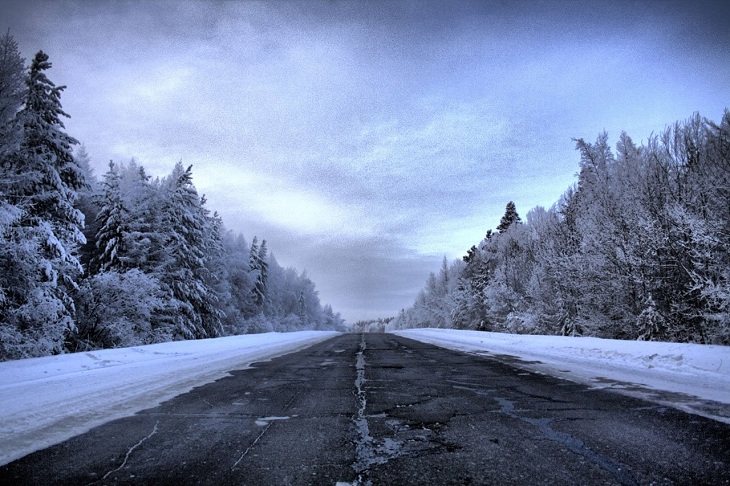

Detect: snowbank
[0, 331, 338, 466]
[3, 328, 727, 466]
[394, 329, 730, 423]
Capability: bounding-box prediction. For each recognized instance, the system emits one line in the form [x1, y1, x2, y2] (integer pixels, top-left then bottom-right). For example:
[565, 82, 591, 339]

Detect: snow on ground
[395, 328, 730, 424]
[3, 328, 728, 467]
[0, 331, 338, 466]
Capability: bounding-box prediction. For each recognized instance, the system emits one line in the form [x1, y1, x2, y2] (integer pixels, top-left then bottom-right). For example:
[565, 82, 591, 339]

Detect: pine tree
[156, 163, 221, 339]
[0, 51, 85, 358]
[92, 161, 128, 273]
[497, 201, 521, 233]
[255, 239, 269, 309]
[15, 52, 85, 213]
[118, 161, 159, 272]
[248, 236, 267, 312]
[0, 31, 25, 152]
[0, 31, 25, 243]
[218, 231, 254, 333]
[73, 146, 101, 272]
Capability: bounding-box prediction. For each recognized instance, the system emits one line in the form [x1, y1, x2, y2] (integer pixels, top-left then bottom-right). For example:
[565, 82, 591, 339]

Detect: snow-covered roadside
[394, 328, 730, 423]
[0, 331, 338, 466]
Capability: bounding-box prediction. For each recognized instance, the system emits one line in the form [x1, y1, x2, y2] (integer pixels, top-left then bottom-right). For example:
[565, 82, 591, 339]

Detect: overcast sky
[2, 0, 728, 322]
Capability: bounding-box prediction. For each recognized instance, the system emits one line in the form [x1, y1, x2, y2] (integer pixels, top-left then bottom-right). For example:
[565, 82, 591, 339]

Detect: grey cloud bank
[3, 0, 729, 321]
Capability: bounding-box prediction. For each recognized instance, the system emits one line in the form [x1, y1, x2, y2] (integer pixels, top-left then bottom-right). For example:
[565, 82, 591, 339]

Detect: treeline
[390, 111, 730, 345]
[350, 317, 394, 333]
[0, 36, 344, 361]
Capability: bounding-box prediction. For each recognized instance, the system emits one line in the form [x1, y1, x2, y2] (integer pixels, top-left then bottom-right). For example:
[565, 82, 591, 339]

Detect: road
[1, 333, 728, 485]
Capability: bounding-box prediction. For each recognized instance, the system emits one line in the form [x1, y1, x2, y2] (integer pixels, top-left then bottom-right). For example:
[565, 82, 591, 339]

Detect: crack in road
[353, 334, 374, 485]
[351, 335, 462, 485]
[231, 391, 300, 471]
[97, 420, 159, 483]
[351, 335, 410, 485]
[231, 423, 269, 471]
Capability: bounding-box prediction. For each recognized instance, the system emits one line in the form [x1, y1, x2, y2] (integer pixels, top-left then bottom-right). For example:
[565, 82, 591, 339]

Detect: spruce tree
[248, 236, 265, 311]
[118, 162, 159, 272]
[0, 51, 85, 358]
[497, 201, 521, 233]
[0, 31, 25, 290]
[0, 31, 25, 151]
[92, 161, 128, 273]
[156, 163, 221, 339]
[73, 146, 101, 272]
[254, 239, 269, 309]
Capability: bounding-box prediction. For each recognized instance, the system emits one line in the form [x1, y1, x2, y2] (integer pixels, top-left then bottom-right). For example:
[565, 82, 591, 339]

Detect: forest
[2, 31, 728, 361]
[389, 111, 730, 345]
[0, 35, 345, 361]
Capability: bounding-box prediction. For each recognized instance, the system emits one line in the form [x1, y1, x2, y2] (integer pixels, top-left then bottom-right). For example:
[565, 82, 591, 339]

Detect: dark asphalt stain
[492, 397, 636, 486]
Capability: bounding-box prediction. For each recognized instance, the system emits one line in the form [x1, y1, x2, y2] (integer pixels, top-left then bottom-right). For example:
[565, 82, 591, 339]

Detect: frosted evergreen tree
[0, 31, 25, 240]
[322, 304, 345, 331]
[117, 161, 160, 272]
[15, 52, 85, 216]
[453, 229, 497, 330]
[0, 37, 29, 358]
[218, 231, 254, 333]
[0, 31, 24, 152]
[198, 199, 226, 331]
[248, 236, 268, 313]
[249, 236, 259, 271]
[497, 201, 521, 233]
[156, 162, 222, 339]
[254, 239, 269, 309]
[202, 208, 227, 316]
[73, 146, 101, 272]
[0, 51, 85, 359]
[92, 161, 128, 273]
[258, 240, 269, 288]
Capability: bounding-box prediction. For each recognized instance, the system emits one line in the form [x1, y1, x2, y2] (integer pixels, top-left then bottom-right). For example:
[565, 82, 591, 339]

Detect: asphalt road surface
[1, 333, 729, 485]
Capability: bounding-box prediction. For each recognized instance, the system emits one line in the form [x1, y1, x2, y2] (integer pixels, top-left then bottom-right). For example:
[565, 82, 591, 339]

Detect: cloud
[197, 168, 378, 238]
[3, 0, 728, 321]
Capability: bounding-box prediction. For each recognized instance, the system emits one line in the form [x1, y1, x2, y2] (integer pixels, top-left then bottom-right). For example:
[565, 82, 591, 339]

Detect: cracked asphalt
[1, 333, 729, 485]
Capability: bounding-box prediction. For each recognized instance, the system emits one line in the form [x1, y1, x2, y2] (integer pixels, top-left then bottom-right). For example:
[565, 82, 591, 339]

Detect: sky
[2, 0, 728, 322]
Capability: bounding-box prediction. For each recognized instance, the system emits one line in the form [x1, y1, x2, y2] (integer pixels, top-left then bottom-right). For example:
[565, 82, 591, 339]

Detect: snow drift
[0, 331, 338, 466]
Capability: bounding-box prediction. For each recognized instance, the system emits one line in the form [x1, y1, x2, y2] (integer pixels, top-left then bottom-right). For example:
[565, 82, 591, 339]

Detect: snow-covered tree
[218, 231, 254, 333]
[155, 162, 222, 339]
[116, 161, 161, 272]
[0, 40, 343, 357]
[497, 201, 521, 233]
[393, 110, 729, 344]
[322, 303, 346, 331]
[0, 30, 24, 267]
[73, 145, 101, 272]
[71, 269, 166, 350]
[92, 161, 128, 273]
[0, 51, 85, 359]
[0, 31, 24, 152]
[248, 236, 269, 313]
